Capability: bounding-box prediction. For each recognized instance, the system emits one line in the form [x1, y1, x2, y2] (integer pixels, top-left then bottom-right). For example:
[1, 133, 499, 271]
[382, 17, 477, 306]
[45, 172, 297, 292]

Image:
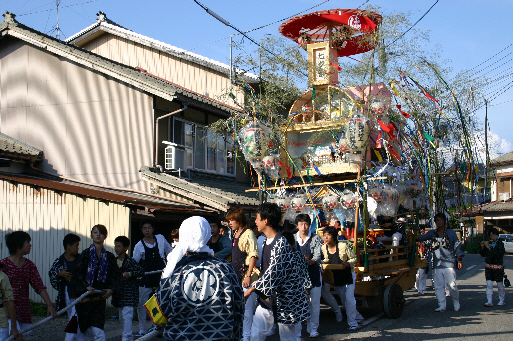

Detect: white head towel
[161, 216, 214, 278]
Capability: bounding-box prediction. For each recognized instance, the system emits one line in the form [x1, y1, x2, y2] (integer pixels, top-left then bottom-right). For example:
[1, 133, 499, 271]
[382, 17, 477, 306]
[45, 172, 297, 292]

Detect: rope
[5, 290, 104, 341]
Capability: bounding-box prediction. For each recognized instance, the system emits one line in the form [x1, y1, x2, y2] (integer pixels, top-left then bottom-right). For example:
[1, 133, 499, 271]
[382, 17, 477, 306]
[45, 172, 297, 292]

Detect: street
[279, 253, 513, 341]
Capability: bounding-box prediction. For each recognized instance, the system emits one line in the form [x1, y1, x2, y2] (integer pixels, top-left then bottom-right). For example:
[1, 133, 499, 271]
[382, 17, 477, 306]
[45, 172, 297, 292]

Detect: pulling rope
[6, 270, 165, 341]
[5, 290, 105, 341]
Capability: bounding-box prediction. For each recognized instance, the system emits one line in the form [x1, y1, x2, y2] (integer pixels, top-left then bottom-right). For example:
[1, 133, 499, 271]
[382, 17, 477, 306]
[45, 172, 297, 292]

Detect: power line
[385, 0, 439, 48]
[453, 43, 513, 81]
[188, 0, 331, 51]
[18, 0, 98, 17]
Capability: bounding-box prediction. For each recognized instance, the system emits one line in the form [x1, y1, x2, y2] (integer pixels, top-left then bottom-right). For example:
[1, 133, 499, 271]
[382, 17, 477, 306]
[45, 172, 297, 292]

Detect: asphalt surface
[21, 253, 513, 341]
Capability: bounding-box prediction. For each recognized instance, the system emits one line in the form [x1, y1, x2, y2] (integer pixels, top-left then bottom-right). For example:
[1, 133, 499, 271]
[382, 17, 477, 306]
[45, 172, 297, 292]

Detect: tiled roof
[0, 171, 210, 213]
[139, 166, 260, 211]
[0, 12, 238, 115]
[0, 132, 43, 161]
[491, 151, 513, 166]
[65, 12, 258, 83]
[479, 200, 513, 213]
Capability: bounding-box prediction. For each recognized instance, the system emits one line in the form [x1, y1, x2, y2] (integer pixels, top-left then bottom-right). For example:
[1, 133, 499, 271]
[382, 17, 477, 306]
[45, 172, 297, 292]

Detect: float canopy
[278, 8, 382, 58]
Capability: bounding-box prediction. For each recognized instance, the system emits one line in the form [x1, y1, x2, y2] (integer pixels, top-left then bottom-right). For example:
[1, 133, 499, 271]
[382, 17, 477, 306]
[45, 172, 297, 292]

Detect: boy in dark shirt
[49, 233, 83, 341]
[113, 236, 144, 341]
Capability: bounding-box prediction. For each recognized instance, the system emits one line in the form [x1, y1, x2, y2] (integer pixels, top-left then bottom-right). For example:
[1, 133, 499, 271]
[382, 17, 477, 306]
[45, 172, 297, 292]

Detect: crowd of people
[0, 205, 508, 341]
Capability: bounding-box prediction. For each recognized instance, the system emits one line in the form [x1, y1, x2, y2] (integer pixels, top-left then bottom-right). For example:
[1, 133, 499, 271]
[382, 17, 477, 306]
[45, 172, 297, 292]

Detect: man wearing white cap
[150, 216, 244, 340]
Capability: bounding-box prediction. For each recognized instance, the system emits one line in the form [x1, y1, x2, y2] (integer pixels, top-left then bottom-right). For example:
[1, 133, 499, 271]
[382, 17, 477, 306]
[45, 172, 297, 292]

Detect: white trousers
[433, 267, 459, 309]
[83, 327, 106, 341]
[250, 305, 299, 341]
[415, 268, 427, 293]
[321, 272, 363, 327]
[243, 288, 257, 341]
[137, 286, 153, 333]
[119, 306, 134, 341]
[486, 280, 506, 304]
[65, 288, 84, 341]
[306, 285, 321, 333]
[7, 321, 32, 336]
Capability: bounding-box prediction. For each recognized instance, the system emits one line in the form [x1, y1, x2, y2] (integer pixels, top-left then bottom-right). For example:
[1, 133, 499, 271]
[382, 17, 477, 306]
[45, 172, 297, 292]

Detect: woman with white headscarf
[152, 216, 244, 341]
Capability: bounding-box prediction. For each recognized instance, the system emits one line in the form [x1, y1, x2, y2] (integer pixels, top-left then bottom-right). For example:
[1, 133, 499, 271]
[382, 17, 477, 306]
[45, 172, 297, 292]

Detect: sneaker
[349, 325, 359, 330]
[454, 301, 460, 311]
[135, 331, 146, 337]
[434, 306, 446, 312]
[418, 291, 424, 295]
[309, 331, 319, 338]
[498, 301, 505, 306]
[335, 312, 343, 322]
[484, 302, 493, 307]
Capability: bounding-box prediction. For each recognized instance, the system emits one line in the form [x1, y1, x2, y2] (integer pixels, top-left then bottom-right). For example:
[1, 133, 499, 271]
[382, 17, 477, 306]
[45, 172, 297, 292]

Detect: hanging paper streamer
[346, 114, 369, 153]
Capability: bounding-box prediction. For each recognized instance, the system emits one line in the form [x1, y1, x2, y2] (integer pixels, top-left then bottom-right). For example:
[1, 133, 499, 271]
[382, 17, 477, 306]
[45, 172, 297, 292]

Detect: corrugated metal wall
[81, 33, 246, 106]
[0, 39, 154, 191]
[0, 180, 130, 304]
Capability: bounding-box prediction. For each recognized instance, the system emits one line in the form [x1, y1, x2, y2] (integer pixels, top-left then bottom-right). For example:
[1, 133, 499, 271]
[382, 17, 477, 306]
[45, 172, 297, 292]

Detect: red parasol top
[278, 8, 382, 57]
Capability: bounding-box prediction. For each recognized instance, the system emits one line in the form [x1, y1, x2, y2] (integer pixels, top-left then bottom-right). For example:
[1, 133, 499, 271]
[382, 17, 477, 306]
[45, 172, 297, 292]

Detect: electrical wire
[18, 0, 98, 17]
[188, 0, 331, 51]
[385, 0, 439, 48]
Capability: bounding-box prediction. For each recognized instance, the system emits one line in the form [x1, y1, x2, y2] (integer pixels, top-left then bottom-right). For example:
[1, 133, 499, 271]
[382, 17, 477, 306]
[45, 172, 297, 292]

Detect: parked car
[499, 234, 513, 253]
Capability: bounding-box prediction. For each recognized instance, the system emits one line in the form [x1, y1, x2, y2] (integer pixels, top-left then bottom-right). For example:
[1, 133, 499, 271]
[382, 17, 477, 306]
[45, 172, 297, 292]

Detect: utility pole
[484, 98, 489, 202]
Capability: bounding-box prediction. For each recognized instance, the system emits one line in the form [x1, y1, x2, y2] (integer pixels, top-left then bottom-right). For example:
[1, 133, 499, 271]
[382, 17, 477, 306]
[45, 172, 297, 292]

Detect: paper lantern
[291, 197, 307, 211]
[322, 195, 339, 210]
[345, 114, 369, 153]
[275, 198, 291, 212]
[243, 127, 269, 159]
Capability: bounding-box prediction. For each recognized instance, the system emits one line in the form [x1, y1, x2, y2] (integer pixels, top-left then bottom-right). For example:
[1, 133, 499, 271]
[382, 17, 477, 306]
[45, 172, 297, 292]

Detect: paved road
[22, 253, 513, 340]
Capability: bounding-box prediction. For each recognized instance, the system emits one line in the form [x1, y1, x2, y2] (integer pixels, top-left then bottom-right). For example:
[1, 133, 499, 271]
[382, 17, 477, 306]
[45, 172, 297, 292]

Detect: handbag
[144, 294, 168, 327]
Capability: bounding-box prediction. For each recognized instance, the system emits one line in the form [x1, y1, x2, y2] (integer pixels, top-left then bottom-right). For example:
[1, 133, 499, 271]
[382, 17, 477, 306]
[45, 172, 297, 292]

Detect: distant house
[463, 151, 513, 236]
[0, 11, 259, 303]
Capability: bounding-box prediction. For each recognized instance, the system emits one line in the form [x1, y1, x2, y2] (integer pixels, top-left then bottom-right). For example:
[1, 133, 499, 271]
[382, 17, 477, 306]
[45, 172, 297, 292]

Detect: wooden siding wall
[0, 39, 153, 191]
[81, 34, 245, 106]
[0, 179, 130, 304]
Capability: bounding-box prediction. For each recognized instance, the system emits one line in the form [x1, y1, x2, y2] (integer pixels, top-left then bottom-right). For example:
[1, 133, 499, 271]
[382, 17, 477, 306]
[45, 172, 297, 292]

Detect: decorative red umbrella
[278, 8, 382, 58]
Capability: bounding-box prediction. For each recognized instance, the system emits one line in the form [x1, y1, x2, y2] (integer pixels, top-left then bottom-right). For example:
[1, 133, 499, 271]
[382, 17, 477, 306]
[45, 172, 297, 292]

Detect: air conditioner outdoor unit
[163, 142, 186, 170]
[499, 192, 511, 201]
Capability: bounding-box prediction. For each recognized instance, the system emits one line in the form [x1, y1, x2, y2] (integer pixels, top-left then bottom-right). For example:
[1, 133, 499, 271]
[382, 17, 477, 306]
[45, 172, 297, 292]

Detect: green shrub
[463, 236, 483, 254]
[30, 300, 47, 317]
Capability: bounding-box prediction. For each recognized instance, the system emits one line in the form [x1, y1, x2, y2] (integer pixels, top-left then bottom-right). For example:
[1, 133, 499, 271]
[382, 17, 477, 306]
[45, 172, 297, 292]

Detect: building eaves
[0, 12, 238, 115]
[0, 132, 43, 161]
[491, 151, 513, 166]
[0, 171, 209, 212]
[140, 166, 260, 212]
[479, 200, 513, 213]
[65, 13, 258, 83]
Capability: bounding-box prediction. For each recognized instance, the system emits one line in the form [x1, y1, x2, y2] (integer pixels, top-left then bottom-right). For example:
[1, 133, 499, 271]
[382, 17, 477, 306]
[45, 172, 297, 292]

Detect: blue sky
[5, 0, 513, 156]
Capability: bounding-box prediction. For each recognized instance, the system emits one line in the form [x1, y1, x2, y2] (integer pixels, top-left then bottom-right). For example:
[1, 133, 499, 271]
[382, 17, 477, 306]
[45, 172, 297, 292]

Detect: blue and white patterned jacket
[156, 253, 243, 341]
[252, 233, 311, 325]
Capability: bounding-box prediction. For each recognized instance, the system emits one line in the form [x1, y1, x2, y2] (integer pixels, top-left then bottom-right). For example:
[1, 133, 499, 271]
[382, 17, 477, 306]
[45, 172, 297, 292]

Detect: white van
[498, 234, 513, 253]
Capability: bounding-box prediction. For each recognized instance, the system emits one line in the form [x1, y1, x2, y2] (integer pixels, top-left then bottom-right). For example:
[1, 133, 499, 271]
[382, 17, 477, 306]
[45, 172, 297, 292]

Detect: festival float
[226, 7, 479, 318]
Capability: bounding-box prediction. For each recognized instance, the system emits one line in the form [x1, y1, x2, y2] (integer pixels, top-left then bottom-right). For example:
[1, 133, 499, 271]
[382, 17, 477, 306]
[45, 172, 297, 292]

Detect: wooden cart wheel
[383, 283, 405, 318]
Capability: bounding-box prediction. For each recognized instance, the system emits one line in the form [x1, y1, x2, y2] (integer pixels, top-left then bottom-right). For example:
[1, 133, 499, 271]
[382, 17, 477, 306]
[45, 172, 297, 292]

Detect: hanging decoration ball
[368, 185, 384, 202]
[291, 196, 307, 211]
[370, 98, 388, 116]
[340, 189, 356, 209]
[345, 114, 369, 153]
[383, 184, 400, 202]
[262, 155, 277, 169]
[322, 194, 339, 210]
[275, 198, 291, 212]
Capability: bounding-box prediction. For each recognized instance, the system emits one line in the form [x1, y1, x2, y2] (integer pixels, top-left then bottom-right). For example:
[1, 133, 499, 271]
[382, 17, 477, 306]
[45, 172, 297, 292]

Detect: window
[173, 118, 234, 176]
